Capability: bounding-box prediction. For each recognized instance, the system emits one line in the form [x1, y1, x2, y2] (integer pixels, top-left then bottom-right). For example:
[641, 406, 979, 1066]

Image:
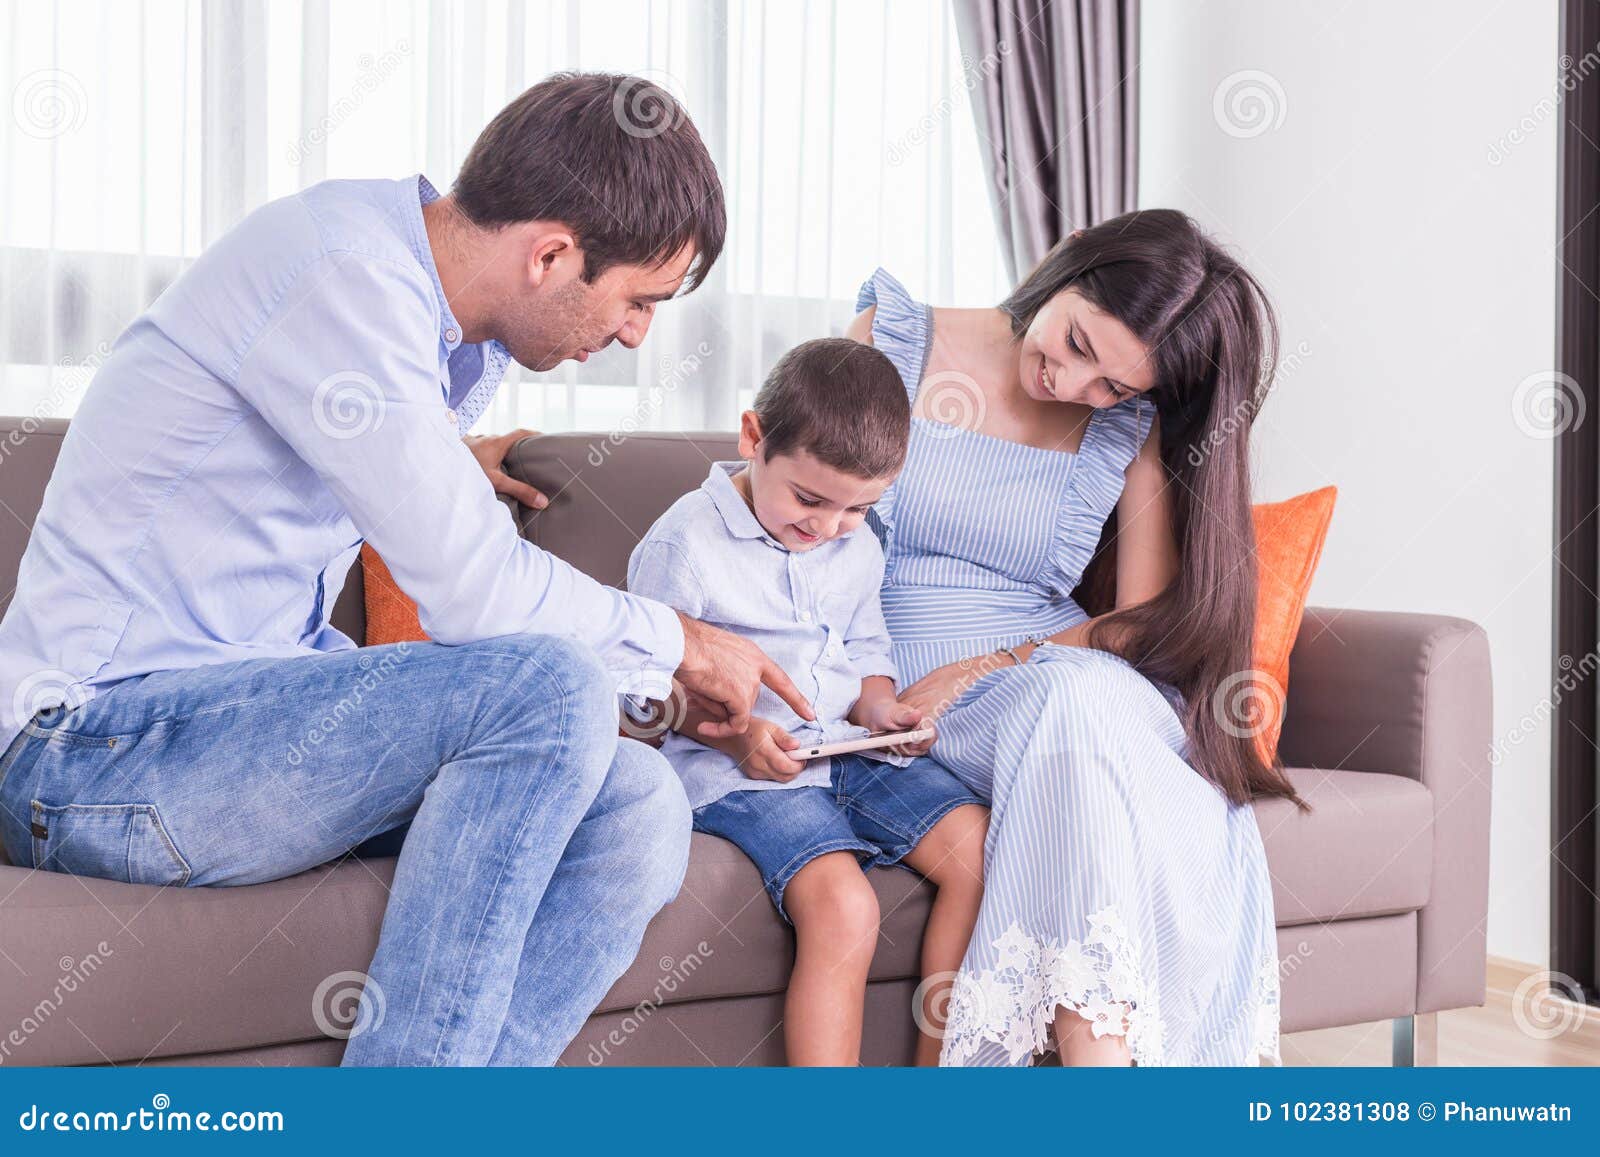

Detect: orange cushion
[360, 543, 429, 646]
[1248, 486, 1338, 763]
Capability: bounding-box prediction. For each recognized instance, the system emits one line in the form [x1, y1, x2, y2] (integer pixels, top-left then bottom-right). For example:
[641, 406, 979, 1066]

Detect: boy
[627, 337, 988, 1066]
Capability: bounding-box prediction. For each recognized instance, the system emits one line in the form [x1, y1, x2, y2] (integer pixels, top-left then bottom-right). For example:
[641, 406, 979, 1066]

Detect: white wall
[1141, 0, 1561, 967]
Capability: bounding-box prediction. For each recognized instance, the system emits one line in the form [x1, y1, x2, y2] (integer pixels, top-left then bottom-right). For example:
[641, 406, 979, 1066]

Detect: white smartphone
[791, 728, 936, 760]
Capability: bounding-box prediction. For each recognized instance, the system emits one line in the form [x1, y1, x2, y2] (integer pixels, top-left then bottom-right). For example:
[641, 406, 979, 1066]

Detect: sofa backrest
[0, 418, 71, 622]
[504, 431, 739, 589]
[0, 420, 739, 647]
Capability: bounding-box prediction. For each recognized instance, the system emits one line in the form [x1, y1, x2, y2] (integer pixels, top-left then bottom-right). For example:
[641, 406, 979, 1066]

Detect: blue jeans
[0, 634, 691, 1066]
[692, 753, 982, 922]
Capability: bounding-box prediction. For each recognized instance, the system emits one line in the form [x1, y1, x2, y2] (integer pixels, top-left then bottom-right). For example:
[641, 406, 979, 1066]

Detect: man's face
[499, 244, 695, 372]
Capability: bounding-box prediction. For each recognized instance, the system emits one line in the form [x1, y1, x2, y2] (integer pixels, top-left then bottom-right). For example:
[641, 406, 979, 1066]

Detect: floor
[1281, 958, 1600, 1066]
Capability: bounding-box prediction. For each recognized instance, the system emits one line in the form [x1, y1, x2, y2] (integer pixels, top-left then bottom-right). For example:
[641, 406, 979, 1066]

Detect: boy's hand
[861, 698, 938, 757]
[724, 718, 809, 782]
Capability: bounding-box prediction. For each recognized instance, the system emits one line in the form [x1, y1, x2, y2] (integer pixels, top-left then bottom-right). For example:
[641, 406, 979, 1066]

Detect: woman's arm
[1006, 413, 1176, 660]
[844, 305, 877, 346]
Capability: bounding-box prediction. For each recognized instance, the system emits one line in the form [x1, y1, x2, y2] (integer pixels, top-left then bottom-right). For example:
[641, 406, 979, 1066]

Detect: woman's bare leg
[1054, 1006, 1134, 1066]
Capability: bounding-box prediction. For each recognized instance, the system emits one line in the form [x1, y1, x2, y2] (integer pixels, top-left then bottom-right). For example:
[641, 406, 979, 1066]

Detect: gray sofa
[0, 419, 1491, 1066]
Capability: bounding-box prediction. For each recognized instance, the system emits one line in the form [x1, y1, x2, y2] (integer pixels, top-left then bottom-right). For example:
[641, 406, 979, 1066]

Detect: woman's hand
[899, 652, 1016, 722]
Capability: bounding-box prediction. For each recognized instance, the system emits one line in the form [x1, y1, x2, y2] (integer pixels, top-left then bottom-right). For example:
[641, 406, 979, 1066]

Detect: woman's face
[1017, 288, 1156, 408]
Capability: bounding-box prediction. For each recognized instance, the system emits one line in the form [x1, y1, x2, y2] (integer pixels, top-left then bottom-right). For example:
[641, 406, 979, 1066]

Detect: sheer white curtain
[1, 0, 1010, 433]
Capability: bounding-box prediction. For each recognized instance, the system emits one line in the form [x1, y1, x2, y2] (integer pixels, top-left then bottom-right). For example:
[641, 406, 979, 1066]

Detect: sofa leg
[1391, 1013, 1438, 1066]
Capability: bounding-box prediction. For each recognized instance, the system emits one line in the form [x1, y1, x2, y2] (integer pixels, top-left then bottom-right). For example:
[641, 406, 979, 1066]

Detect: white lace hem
[940, 908, 1283, 1067]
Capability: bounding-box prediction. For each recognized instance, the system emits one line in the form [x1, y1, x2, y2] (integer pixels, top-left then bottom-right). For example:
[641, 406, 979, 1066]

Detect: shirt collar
[702, 462, 777, 544]
[407, 174, 466, 352]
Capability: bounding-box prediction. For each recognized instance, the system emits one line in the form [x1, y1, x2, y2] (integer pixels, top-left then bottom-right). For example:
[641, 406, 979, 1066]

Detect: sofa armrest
[1278, 605, 1493, 1013]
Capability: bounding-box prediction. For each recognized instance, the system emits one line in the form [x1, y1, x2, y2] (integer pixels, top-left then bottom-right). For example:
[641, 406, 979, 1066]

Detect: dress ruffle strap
[1047, 397, 1157, 594]
[854, 267, 932, 404]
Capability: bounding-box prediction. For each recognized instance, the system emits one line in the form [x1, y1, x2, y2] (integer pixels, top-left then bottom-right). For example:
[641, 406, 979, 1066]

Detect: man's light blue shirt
[0, 175, 684, 752]
[627, 462, 902, 810]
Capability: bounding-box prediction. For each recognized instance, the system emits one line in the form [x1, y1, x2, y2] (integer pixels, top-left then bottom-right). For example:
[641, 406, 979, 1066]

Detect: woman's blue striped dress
[857, 269, 1280, 1067]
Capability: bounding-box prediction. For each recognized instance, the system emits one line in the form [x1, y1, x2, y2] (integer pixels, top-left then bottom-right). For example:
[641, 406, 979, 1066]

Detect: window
[0, 0, 1009, 433]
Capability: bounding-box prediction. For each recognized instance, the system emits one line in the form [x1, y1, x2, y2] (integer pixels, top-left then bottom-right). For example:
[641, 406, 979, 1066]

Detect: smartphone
[791, 728, 936, 760]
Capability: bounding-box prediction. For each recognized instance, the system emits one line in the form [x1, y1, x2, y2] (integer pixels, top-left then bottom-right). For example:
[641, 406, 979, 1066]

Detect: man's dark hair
[454, 72, 725, 292]
[753, 338, 910, 479]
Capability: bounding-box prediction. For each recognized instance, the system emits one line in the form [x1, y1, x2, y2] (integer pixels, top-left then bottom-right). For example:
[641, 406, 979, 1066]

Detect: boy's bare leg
[900, 803, 989, 1066]
[780, 852, 881, 1065]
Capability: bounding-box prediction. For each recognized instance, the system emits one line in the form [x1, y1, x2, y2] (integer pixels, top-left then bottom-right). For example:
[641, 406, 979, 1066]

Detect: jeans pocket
[30, 800, 192, 886]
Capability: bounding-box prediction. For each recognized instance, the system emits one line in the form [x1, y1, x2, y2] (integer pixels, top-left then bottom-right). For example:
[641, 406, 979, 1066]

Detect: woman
[847, 209, 1304, 1067]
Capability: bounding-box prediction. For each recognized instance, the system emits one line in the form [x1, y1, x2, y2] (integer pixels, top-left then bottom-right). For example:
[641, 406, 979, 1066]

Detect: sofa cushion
[0, 834, 931, 1065]
[1256, 766, 1434, 926]
[0, 762, 1431, 1064]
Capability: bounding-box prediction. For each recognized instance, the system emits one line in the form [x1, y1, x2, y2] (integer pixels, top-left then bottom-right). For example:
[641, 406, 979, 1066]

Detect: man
[0, 73, 809, 1066]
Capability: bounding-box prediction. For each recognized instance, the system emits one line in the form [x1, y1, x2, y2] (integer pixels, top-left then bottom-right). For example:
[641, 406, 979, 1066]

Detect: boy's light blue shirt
[627, 462, 904, 810]
[0, 175, 683, 753]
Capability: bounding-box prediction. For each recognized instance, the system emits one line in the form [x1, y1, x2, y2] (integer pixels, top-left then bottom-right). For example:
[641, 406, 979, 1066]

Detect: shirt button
[444, 327, 459, 344]
[445, 409, 458, 425]
[799, 611, 812, 622]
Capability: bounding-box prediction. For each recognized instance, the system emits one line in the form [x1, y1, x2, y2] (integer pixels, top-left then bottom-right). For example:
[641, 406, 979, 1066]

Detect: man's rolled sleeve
[233, 250, 683, 695]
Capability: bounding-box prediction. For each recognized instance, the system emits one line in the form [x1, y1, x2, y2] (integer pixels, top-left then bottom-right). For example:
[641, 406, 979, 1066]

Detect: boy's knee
[790, 858, 880, 943]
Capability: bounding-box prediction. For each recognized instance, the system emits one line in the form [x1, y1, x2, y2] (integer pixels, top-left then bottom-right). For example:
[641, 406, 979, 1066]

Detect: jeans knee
[462, 633, 617, 748]
[604, 739, 691, 900]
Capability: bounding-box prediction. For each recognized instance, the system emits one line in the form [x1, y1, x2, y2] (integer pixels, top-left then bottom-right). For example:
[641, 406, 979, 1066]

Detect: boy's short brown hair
[752, 338, 910, 479]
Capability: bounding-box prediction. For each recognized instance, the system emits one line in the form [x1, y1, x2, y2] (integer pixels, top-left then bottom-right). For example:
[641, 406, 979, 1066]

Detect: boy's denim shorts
[691, 753, 983, 923]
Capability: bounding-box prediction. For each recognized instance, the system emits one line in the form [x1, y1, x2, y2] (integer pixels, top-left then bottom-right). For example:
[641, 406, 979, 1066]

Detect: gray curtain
[953, 0, 1140, 283]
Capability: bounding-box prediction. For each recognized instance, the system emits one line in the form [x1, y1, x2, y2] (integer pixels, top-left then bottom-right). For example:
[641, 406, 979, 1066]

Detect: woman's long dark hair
[1002, 209, 1306, 811]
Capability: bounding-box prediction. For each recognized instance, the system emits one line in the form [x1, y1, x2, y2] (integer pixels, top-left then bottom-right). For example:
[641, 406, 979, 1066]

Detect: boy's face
[735, 411, 895, 553]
